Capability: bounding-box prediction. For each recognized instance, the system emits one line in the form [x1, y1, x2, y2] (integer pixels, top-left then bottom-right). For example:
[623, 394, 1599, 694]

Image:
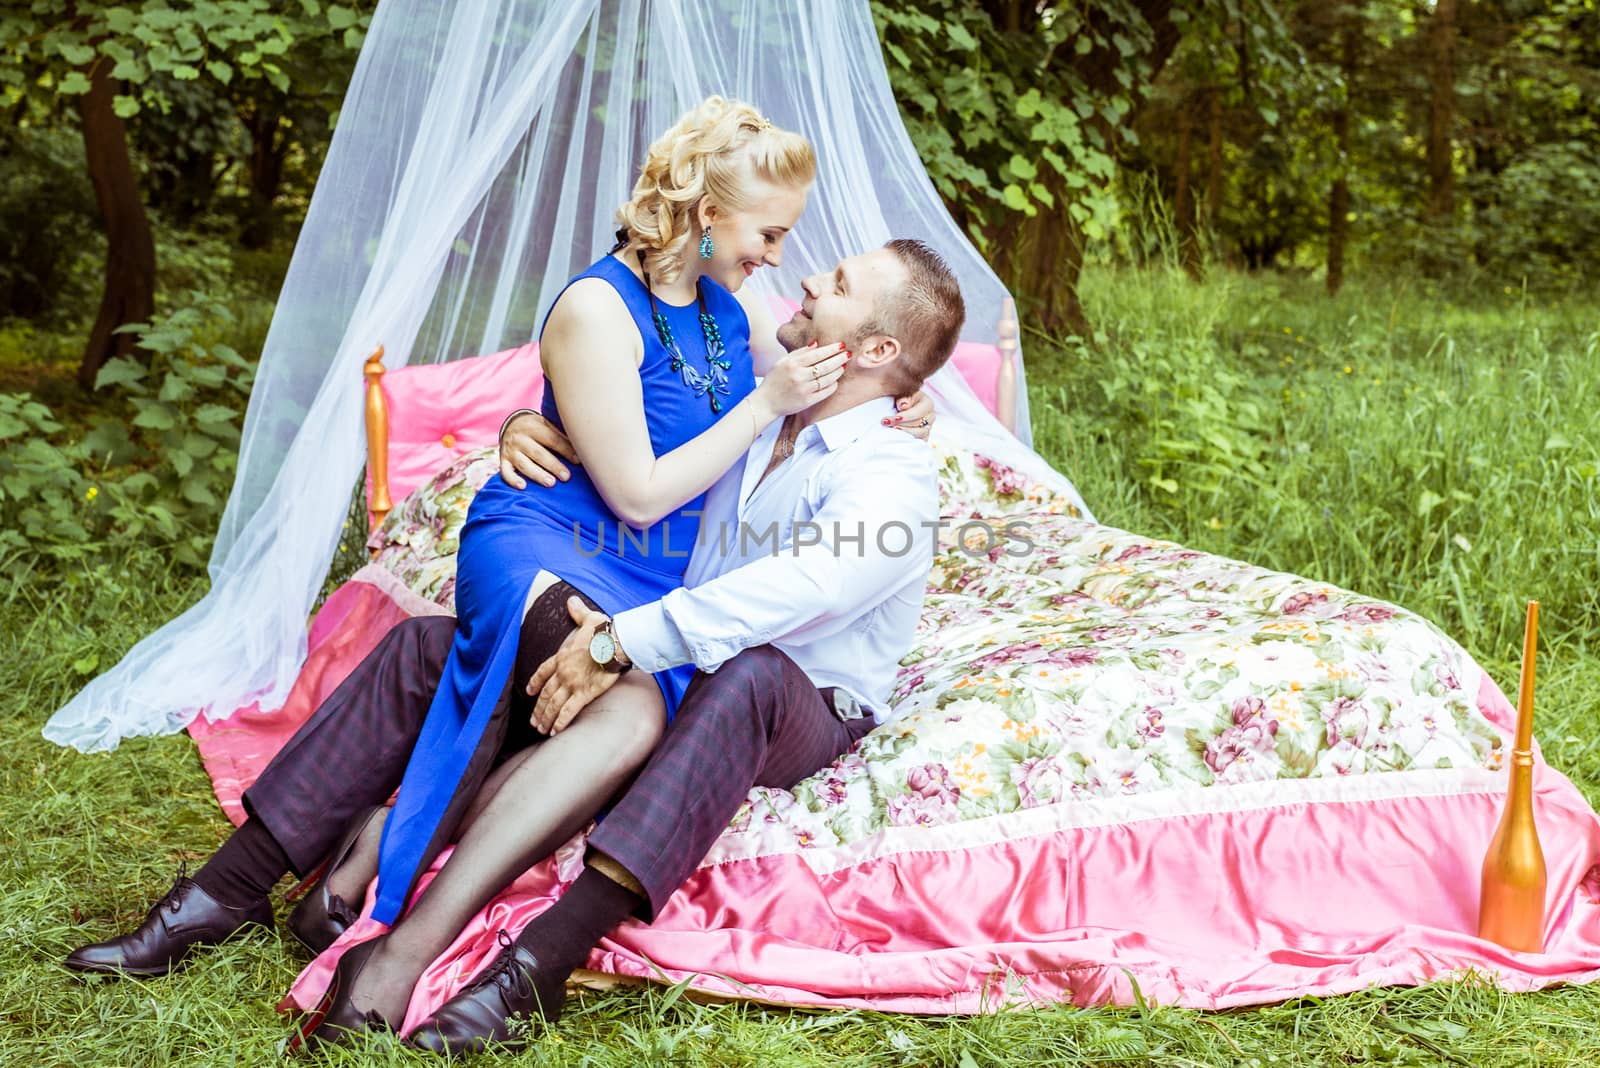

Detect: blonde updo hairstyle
[616, 96, 816, 284]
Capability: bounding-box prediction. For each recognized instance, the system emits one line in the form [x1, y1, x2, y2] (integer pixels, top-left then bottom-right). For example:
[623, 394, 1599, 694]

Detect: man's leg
[207, 574, 581, 913]
[583, 644, 870, 918]
[63, 615, 458, 977]
[405, 645, 871, 1053]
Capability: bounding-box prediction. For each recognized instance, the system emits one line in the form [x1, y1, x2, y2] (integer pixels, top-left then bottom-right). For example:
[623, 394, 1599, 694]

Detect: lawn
[3, 267, 1597, 1066]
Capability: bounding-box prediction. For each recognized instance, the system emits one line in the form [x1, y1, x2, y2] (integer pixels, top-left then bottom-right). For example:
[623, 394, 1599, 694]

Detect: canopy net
[45, 0, 1081, 751]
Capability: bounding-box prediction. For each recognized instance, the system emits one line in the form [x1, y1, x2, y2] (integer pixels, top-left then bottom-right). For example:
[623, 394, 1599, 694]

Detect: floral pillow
[928, 437, 1084, 521]
[366, 446, 497, 609]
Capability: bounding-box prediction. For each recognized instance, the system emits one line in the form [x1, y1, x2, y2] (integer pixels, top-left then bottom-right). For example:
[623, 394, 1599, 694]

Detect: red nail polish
[881, 417, 891, 425]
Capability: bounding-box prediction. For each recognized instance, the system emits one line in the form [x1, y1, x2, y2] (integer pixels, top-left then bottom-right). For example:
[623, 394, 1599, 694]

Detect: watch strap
[593, 618, 632, 673]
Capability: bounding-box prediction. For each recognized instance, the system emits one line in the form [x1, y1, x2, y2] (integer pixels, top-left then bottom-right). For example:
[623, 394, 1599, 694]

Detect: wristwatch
[588, 617, 632, 673]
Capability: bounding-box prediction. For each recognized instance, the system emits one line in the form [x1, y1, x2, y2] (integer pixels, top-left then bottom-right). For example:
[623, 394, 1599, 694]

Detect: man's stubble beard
[775, 315, 811, 353]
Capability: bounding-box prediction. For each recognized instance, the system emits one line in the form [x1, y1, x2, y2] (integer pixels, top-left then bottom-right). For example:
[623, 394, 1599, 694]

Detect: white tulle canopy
[46, 0, 1084, 752]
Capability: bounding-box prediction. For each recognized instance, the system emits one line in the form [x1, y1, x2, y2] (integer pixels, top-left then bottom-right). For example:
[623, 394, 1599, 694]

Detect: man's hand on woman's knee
[525, 597, 624, 735]
[499, 411, 581, 489]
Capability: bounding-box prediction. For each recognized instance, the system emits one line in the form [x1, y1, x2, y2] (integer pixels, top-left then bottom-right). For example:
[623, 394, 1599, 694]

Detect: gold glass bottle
[1477, 600, 1546, 953]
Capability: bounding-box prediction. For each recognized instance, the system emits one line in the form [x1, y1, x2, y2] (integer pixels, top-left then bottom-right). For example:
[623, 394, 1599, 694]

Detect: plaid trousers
[586, 644, 875, 920]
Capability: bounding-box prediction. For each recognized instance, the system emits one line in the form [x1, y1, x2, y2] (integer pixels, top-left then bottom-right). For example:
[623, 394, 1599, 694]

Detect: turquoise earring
[699, 226, 714, 259]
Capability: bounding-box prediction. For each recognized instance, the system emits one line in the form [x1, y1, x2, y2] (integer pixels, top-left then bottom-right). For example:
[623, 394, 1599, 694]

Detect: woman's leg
[319, 569, 572, 905]
[338, 670, 667, 1023]
[320, 730, 556, 905]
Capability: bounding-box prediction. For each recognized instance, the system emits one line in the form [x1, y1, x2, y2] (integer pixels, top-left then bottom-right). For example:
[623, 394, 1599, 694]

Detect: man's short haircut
[863, 238, 966, 394]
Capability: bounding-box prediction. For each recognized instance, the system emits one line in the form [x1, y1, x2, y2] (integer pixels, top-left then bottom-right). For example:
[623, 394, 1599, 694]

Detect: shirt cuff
[612, 603, 692, 674]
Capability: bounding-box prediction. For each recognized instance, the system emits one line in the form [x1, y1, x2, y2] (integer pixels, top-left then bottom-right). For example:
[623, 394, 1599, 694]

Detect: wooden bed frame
[362, 298, 1020, 533]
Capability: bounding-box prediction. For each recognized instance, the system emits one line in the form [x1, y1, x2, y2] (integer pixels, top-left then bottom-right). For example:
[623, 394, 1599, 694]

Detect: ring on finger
[920, 418, 930, 427]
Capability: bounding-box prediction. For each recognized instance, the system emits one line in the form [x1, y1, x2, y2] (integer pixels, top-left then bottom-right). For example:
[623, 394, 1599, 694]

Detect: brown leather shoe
[64, 870, 273, 977]
[403, 930, 565, 1056]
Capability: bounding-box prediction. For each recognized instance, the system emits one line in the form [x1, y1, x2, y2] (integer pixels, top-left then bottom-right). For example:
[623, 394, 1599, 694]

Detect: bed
[187, 329, 1600, 1026]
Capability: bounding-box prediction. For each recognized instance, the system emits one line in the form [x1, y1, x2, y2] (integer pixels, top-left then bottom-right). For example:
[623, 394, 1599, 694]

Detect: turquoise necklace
[633, 249, 732, 414]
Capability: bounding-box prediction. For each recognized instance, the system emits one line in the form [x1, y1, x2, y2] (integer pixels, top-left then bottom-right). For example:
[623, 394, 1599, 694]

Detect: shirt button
[654, 658, 667, 670]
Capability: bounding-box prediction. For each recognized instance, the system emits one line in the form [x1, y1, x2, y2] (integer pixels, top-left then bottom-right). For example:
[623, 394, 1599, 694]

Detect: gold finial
[363, 345, 393, 537]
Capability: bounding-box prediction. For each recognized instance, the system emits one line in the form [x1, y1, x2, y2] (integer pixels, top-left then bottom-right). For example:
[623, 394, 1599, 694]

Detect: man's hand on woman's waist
[499, 410, 581, 489]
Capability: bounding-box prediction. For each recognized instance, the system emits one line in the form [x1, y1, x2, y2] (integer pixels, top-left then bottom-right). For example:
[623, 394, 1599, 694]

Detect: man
[402, 239, 964, 1053]
[63, 240, 962, 1052]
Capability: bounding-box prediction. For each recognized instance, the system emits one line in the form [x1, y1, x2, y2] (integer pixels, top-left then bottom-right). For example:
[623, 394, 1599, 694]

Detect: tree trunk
[1327, 139, 1349, 295]
[77, 58, 156, 391]
[1174, 95, 1202, 280]
[1469, 137, 1502, 267]
[1426, 0, 1458, 219]
[1028, 0, 1184, 338]
[980, 0, 1029, 34]
[241, 104, 289, 249]
[1006, 179, 1089, 338]
[1204, 86, 1223, 226]
[1327, 16, 1357, 296]
[1000, 0, 1022, 34]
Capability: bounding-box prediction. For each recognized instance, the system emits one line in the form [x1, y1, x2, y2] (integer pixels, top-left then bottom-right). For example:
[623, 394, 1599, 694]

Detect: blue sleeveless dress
[370, 255, 756, 924]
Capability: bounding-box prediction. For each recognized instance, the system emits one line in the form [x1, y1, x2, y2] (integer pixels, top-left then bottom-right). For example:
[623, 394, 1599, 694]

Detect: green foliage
[1122, 0, 1600, 292]
[0, 294, 254, 571]
[0, 393, 88, 552]
[871, 0, 1140, 246]
[0, 125, 101, 323]
[0, 1, 371, 116]
[1448, 140, 1600, 291]
[0, 2, 370, 326]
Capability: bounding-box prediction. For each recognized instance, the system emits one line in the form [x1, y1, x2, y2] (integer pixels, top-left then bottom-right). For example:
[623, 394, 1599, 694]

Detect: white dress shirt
[611, 394, 936, 724]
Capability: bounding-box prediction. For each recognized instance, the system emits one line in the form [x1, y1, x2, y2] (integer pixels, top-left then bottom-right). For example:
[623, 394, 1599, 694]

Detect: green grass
[4, 267, 1599, 1066]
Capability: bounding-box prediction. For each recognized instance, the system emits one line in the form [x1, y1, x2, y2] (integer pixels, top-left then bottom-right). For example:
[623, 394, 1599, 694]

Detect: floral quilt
[363, 438, 1503, 855]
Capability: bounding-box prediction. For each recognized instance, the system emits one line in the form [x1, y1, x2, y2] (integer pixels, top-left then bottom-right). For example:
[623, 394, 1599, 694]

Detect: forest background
[1, 2, 1598, 1065]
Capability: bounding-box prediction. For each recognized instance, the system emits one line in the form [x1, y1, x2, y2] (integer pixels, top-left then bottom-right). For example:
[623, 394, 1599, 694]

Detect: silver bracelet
[498, 408, 538, 444]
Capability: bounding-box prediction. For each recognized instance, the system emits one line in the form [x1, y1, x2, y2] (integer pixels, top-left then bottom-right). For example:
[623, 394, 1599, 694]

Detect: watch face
[589, 630, 616, 665]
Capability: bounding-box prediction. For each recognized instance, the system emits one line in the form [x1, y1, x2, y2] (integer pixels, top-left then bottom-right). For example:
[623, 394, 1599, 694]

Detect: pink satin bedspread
[188, 570, 1600, 1023]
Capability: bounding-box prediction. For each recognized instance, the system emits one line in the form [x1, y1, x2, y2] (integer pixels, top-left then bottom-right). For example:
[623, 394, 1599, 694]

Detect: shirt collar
[809, 395, 899, 453]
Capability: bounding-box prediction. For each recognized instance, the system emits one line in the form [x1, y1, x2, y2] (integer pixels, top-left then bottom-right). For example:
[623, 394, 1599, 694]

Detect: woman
[290, 97, 934, 1049]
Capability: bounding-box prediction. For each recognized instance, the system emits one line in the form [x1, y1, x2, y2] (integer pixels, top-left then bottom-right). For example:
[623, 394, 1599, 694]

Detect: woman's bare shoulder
[542, 276, 642, 366]
[546, 276, 633, 332]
